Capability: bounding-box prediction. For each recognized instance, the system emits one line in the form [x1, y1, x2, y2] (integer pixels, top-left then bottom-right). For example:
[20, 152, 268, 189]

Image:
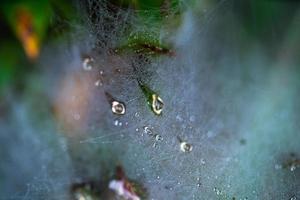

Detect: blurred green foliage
[0, 0, 299, 95]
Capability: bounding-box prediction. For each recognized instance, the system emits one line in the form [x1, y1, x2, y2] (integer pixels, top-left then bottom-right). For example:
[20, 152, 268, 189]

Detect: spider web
[1, 0, 300, 199]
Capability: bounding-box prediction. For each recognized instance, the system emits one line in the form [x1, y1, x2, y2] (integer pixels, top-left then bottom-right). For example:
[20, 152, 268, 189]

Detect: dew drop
[94, 79, 103, 87]
[151, 94, 164, 115]
[112, 101, 126, 115]
[180, 141, 193, 152]
[155, 134, 163, 141]
[114, 120, 123, 126]
[143, 126, 153, 136]
[189, 115, 195, 122]
[114, 120, 119, 126]
[152, 142, 157, 148]
[213, 187, 222, 195]
[82, 57, 94, 71]
[290, 164, 296, 171]
[196, 177, 201, 187]
[274, 164, 282, 170]
[290, 196, 297, 200]
[176, 115, 183, 122]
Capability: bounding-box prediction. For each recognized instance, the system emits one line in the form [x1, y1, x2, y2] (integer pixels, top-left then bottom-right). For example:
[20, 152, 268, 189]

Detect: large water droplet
[151, 94, 164, 115]
[112, 101, 126, 115]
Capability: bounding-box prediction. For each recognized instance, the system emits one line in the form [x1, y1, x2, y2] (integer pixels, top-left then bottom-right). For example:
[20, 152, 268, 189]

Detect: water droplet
[82, 57, 94, 71]
[138, 83, 164, 115]
[196, 177, 201, 187]
[290, 196, 297, 200]
[114, 120, 123, 126]
[176, 115, 183, 122]
[134, 112, 140, 118]
[155, 134, 163, 141]
[274, 164, 282, 170]
[143, 126, 153, 136]
[100, 70, 104, 75]
[290, 164, 296, 171]
[95, 79, 103, 87]
[151, 94, 164, 115]
[112, 101, 126, 115]
[189, 115, 195, 122]
[114, 120, 119, 126]
[200, 158, 206, 165]
[180, 141, 193, 152]
[213, 187, 222, 195]
[135, 128, 139, 132]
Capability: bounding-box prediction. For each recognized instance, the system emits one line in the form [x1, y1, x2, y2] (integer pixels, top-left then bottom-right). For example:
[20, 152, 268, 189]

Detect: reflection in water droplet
[180, 141, 193, 152]
[112, 101, 126, 115]
[82, 57, 94, 71]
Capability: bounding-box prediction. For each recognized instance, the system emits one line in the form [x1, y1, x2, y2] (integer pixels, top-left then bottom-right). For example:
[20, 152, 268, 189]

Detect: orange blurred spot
[54, 72, 93, 136]
[16, 8, 39, 60]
